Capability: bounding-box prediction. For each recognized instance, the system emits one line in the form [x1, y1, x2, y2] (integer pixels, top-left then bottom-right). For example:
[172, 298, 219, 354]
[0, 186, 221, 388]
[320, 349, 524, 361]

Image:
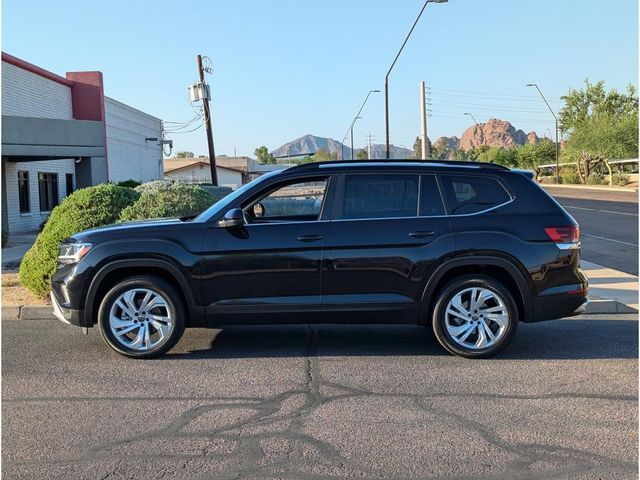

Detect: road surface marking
[582, 233, 638, 247]
[564, 205, 638, 217]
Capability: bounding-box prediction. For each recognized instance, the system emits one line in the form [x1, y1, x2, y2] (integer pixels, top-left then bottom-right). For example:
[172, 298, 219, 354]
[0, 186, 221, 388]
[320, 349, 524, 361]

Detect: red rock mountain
[459, 118, 539, 150]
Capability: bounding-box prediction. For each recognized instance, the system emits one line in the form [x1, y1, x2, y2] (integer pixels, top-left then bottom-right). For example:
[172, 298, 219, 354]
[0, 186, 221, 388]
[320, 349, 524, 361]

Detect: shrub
[560, 169, 580, 184]
[200, 185, 233, 203]
[585, 174, 606, 185]
[117, 179, 141, 189]
[612, 173, 630, 186]
[118, 182, 214, 222]
[133, 179, 174, 194]
[19, 184, 139, 297]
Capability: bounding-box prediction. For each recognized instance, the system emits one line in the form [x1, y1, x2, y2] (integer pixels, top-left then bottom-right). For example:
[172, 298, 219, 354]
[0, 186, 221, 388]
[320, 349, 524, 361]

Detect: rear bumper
[50, 291, 88, 327]
[529, 289, 589, 322]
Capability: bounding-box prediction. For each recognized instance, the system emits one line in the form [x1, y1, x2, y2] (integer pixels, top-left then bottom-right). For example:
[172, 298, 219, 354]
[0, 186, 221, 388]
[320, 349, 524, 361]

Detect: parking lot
[2, 314, 637, 480]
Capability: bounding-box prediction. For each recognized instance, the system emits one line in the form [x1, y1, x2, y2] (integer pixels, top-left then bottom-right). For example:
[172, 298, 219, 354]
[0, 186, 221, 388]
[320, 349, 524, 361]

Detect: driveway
[2, 315, 637, 479]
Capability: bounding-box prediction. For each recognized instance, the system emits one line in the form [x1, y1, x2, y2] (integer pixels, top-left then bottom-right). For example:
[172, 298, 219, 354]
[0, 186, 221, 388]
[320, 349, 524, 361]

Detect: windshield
[194, 170, 283, 222]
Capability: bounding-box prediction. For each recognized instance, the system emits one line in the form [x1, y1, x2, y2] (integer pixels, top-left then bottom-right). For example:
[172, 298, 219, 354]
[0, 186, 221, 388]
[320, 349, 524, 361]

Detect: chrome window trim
[556, 242, 581, 250]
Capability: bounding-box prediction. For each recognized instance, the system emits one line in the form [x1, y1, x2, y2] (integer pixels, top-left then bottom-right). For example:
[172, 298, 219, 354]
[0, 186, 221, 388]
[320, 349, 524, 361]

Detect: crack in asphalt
[3, 325, 637, 480]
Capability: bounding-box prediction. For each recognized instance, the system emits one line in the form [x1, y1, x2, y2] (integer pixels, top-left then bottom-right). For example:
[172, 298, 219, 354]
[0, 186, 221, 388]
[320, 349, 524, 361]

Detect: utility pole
[527, 83, 560, 184]
[367, 134, 373, 159]
[420, 81, 428, 160]
[196, 54, 218, 186]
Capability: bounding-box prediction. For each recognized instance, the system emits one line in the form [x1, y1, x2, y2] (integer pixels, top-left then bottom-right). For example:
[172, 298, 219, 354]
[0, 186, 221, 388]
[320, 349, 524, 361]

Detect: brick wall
[105, 97, 163, 183]
[4, 159, 76, 233]
[1, 61, 73, 119]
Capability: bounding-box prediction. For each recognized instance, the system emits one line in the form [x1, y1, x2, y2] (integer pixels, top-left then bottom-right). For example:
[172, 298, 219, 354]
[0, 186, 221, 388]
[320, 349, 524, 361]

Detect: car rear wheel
[98, 276, 185, 358]
[432, 275, 518, 358]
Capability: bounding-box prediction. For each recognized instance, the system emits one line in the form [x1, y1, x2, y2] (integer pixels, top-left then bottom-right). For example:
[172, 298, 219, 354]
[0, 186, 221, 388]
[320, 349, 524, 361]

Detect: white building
[1, 52, 164, 234]
[164, 158, 244, 189]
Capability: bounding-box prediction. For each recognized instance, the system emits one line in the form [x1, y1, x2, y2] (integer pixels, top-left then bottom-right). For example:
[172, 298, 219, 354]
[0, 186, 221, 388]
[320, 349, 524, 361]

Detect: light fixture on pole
[384, 0, 448, 159]
[527, 83, 559, 184]
[341, 89, 380, 160]
[464, 112, 485, 161]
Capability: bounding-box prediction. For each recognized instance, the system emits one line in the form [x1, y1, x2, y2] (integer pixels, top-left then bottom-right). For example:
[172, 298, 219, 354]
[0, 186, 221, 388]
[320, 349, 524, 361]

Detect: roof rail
[286, 159, 509, 171]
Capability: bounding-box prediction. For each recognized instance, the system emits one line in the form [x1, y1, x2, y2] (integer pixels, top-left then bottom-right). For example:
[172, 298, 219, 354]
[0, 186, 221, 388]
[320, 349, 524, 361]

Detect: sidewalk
[1, 232, 37, 272]
[581, 260, 638, 312]
[544, 183, 638, 193]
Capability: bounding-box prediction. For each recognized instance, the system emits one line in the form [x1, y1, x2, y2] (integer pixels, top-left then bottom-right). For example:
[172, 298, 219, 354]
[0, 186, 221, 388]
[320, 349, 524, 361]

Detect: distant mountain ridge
[271, 134, 413, 160]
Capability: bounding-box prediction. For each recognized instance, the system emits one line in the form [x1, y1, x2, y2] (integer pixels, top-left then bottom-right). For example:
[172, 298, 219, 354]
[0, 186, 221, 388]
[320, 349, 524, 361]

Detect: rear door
[321, 173, 453, 323]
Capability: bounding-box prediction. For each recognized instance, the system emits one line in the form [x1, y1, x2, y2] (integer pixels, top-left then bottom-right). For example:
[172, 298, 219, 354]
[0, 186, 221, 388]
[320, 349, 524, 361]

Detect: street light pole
[384, 0, 448, 159]
[527, 83, 559, 184]
[341, 89, 380, 160]
[464, 112, 484, 161]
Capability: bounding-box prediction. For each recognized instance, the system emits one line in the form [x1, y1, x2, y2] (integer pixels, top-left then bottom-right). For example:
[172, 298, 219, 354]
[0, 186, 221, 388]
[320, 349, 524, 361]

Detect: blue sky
[3, 0, 638, 157]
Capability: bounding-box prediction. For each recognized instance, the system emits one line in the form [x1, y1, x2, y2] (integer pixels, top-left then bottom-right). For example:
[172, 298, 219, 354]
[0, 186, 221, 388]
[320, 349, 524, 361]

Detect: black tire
[432, 275, 518, 359]
[98, 275, 185, 359]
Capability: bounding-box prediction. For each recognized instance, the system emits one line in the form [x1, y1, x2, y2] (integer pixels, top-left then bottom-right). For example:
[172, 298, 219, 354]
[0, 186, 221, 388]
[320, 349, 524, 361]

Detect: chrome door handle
[297, 235, 323, 242]
[409, 231, 435, 238]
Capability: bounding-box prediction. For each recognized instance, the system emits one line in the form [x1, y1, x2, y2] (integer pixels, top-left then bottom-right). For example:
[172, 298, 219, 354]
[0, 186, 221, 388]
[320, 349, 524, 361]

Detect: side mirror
[218, 208, 245, 228]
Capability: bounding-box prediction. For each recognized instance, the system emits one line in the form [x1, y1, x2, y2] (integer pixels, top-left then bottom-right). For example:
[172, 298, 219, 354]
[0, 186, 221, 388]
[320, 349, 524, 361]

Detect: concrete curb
[2, 299, 637, 321]
[543, 184, 638, 193]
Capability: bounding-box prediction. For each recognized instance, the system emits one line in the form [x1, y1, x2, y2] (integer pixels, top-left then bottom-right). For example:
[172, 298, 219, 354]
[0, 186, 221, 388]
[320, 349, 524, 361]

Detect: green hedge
[19, 184, 140, 297]
[118, 182, 214, 222]
[117, 179, 142, 189]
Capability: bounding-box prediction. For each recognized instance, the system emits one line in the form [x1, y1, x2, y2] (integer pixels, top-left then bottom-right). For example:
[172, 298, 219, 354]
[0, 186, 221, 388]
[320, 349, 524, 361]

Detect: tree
[356, 149, 368, 160]
[254, 146, 276, 164]
[560, 80, 638, 183]
[175, 151, 194, 158]
[312, 149, 338, 162]
[559, 80, 638, 135]
[413, 137, 422, 159]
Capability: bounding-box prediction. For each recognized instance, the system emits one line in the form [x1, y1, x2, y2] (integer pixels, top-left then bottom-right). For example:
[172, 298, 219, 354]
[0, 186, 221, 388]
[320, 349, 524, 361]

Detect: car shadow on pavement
[166, 317, 638, 361]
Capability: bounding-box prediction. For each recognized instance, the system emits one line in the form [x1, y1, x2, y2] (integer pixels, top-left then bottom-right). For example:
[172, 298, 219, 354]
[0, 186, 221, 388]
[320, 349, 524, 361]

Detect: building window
[38, 172, 59, 212]
[65, 173, 74, 196]
[18, 171, 30, 213]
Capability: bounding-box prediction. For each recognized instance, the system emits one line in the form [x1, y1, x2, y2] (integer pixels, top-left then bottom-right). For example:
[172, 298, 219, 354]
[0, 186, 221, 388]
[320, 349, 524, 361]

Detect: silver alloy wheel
[108, 288, 174, 351]
[444, 287, 509, 350]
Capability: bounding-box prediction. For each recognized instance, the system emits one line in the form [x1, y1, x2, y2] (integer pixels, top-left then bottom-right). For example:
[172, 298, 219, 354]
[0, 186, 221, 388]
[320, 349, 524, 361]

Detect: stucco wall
[104, 96, 163, 183]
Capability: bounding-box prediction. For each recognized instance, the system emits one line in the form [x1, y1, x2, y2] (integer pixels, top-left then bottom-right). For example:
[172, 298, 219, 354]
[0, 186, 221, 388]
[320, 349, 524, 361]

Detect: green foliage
[254, 146, 276, 164]
[560, 169, 579, 184]
[356, 149, 368, 160]
[311, 149, 338, 161]
[19, 184, 140, 297]
[565, 113, 638, 160]
[612, 173, 629, 186]
[117, 179, 142, 189]
[133, 180, 174, 194]
[559, 80, 638, 135]
[118, 182, 214, 222]
[175, 151, 195, 158]
[585, 173, 606, 185]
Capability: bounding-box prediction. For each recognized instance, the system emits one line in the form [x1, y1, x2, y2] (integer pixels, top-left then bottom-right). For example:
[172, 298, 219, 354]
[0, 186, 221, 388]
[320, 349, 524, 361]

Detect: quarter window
[440, 175, 511, 215]
[340, 174, 418, 219]
[245, 178, 327, 222]
[38, 172, 59, 212]
[18, 171, 30, 213]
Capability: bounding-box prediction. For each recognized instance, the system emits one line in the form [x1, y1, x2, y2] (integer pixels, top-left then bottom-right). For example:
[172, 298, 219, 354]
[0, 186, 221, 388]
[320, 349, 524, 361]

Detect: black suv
[51, 160, 588, 359]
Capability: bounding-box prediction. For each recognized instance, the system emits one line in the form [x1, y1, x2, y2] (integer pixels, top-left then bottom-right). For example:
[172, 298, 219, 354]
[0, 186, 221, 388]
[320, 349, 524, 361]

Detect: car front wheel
[98, 275, 185, 358]
[432, 275, 518, 358]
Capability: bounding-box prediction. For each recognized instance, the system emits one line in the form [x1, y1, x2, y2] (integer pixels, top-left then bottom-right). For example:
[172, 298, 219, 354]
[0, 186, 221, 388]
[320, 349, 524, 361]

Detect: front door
[321, 173, 453, 323]
[201, 176, 331, 324]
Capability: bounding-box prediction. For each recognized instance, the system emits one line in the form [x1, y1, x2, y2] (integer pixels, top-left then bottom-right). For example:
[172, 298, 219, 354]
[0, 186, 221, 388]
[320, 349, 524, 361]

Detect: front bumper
[50, 291, 87, 327]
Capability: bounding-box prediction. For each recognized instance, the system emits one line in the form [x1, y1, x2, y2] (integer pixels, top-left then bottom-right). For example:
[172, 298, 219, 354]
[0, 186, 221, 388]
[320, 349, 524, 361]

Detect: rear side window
[440, 175, 511, 215]
[340, 174, 418, 219]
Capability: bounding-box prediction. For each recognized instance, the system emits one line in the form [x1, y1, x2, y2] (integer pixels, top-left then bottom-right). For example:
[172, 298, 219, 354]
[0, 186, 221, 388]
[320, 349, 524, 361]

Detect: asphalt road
[3, 316, 637, 480]
[544, 186, 638, 275]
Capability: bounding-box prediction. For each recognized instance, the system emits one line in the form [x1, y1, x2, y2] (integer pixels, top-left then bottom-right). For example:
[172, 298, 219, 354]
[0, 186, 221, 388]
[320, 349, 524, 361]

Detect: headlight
[58, 242, 93, 265]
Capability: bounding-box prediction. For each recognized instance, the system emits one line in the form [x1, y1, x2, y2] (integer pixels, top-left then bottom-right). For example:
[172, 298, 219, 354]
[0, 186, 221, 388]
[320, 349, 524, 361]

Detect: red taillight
[544, 226, 579, 243]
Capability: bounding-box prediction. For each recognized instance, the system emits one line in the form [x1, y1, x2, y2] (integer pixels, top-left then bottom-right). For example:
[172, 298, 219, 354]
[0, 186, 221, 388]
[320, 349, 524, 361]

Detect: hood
[70, 218, 185, 241]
